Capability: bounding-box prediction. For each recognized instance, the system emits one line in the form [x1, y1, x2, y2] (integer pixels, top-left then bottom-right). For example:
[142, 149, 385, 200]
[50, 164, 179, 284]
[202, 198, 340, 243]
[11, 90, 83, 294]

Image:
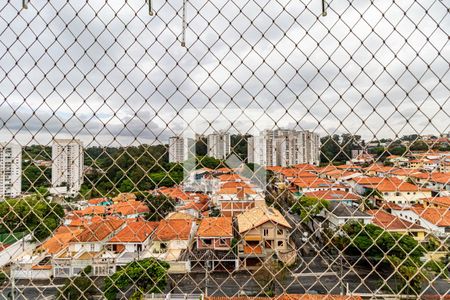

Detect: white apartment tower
[0, 143, 22, 199]
[248, 129, 320, 166]
[207, 131, 231, 159]
[52, 139, 84, 195]
[168, 136, 194, 163]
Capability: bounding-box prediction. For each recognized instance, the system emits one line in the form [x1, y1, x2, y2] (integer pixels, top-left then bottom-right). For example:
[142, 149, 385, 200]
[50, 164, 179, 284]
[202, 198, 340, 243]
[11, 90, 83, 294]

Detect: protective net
[0, 0, 449, 299]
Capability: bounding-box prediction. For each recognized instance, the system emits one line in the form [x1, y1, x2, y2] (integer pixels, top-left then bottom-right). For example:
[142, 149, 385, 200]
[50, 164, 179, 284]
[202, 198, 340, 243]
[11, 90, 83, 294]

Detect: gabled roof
[411, 207, 450, 227]
[327, 202, 372, 218]
[366, 210, 424, 231]
[109, 221, 159, 243]
[72, 218, 125, 243]
[197, 217, 233, 237]
[153, 219, 193, 241]
[422, 196, 450, 208]
[237, 206, 291, 233]
[358, 177, 430, 192]
[39, 226, 83, 254]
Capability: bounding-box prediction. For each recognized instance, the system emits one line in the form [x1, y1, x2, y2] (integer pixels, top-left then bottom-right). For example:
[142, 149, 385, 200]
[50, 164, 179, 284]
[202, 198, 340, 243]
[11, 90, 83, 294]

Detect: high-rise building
[207, 131, 231, 159]
[248, 129, 320, 166]
[52, 139, 84, 195]
[0, 143, 22, 199]
[168, 136, 194, 163]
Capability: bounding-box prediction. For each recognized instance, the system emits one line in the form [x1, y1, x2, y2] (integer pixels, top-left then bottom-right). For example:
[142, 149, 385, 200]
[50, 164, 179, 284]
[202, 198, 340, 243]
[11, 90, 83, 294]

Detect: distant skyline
[0, 0, 448, 146]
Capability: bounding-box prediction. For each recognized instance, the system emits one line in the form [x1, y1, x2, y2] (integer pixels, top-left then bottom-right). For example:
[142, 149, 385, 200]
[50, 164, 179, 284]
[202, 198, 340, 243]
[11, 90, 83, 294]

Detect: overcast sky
[0, 0, 448, 147]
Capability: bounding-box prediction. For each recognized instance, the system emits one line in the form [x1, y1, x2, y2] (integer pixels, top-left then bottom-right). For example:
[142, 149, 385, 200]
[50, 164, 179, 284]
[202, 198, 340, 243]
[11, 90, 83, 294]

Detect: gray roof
[327, 202, 372, 218]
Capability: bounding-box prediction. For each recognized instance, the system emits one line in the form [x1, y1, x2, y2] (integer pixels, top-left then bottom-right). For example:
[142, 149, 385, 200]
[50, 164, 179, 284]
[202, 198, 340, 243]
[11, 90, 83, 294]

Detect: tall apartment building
[168, 136, 194, 163]
[248, 129, 320, 166]
[52, 139, 84, 195]
[207, 131, 231, 159]
[0, 143, 22, 199]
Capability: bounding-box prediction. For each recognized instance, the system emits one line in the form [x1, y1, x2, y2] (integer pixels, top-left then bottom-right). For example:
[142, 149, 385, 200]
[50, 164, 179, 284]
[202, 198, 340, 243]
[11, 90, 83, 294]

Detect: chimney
[237, 186, 245, 200]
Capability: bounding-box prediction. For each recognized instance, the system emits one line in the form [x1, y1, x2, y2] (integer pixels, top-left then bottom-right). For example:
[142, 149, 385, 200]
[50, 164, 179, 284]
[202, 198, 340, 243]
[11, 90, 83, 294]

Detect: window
[203, 238, 212, 245]
[277, 241, 284, 247]
[263, 229, 269, 236]
[277, 229, 283, 235]
[90, 244, 95, 251]
[219, 238, 227, 245]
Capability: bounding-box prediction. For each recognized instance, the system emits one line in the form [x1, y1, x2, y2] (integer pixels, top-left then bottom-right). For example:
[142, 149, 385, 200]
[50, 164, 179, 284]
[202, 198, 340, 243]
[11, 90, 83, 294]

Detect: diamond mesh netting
[0, 0, 449, 299]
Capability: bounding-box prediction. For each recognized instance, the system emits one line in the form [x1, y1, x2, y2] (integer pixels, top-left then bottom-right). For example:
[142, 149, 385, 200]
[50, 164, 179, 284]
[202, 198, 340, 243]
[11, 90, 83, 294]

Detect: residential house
[149, 219, 196, 261]
[366, 209, 426, 241]
[323, 202, 373, 229]
[422, 196, 450, 209]
[392, 207, 450, 237]
[52, 218, 125, 277]
[190, 217, 238, 271]
[104, 220, 159, 268]
[211, 182, 263, 217]
[357, 177, 431, 207]
[236, 206, 292, 269]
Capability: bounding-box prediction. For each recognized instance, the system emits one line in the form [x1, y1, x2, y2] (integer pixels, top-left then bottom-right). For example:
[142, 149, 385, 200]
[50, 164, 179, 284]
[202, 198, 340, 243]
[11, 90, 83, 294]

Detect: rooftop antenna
[322, 0, 327, 16]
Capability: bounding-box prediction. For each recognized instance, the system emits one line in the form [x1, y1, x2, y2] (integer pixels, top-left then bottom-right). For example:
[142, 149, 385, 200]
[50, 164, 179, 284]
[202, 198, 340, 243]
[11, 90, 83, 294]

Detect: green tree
[103, 258, 170, 300]
[58, 273, 97, 300]
[137, 193, 176, 221]
[291, 196, 329, 224]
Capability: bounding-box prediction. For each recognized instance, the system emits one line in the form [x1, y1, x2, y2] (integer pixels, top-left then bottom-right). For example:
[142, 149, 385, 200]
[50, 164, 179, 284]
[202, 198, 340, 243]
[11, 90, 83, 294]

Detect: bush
[103, 258, 170, 300]
[58, 276, 95, 300]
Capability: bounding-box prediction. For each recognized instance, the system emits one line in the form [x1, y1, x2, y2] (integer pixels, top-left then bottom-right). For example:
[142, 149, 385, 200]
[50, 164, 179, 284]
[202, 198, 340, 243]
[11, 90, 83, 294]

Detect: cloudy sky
[0, 0, 448, 147]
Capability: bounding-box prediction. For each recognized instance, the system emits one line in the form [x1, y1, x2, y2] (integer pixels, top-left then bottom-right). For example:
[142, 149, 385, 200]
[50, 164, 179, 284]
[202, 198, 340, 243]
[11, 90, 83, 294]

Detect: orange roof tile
[422, 197, 450, 208]
[72, 219, 125, 243]
[366, 210, 424, 231]
[39, 226, 83, 254]
[88, 197, 109, 205]
[197, 217, 233, 237]
[411, 207, 450, 227]
[109, 221, 159, 243]
[153, 219, 192, 241]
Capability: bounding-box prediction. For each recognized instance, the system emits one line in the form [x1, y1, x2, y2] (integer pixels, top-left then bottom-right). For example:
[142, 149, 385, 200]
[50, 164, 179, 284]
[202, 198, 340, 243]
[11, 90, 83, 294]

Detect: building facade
[0, 143, 22, 199]
[248, 129, 320, 167]
[52, 139, 84, 195]
[207, 131, 230, 159]
[169, 136, 194, 163]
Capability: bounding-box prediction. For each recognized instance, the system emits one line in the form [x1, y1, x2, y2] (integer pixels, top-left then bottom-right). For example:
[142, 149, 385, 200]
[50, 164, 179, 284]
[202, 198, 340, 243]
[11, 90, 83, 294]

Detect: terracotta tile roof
[335, 164, 363, 170]
[411, 207, 450, 227]
[217, 174, 248, 182]
[291, 164, 319, 171]
[157, 187, 190, 201]
[237, 206, 291, 233]
[153, 219, 193, 241]
[110, 200, 150, 216]
[197, 217, 233, 237]
[358, 177, 430, 192]
[265, 166, 284, 172]
[112, 192, 136, 203]
[304, 190, 360, 201]
[363, 164, 397, 173]
[109, 221, 159, 243]
[71, 218, 125, 243]
[88, 197, 109, 205]
[39, 226, 83, 254]
[178, 201, 209, 212]
[279, 168, 316, 178]
[74, 206, 108, 216]
[389, 169, 422, 176]
[366, 210, 424, 231]
[422, 196, 450, 208]
[216, 186, 257, 195]
[290, 177, 334, 189]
